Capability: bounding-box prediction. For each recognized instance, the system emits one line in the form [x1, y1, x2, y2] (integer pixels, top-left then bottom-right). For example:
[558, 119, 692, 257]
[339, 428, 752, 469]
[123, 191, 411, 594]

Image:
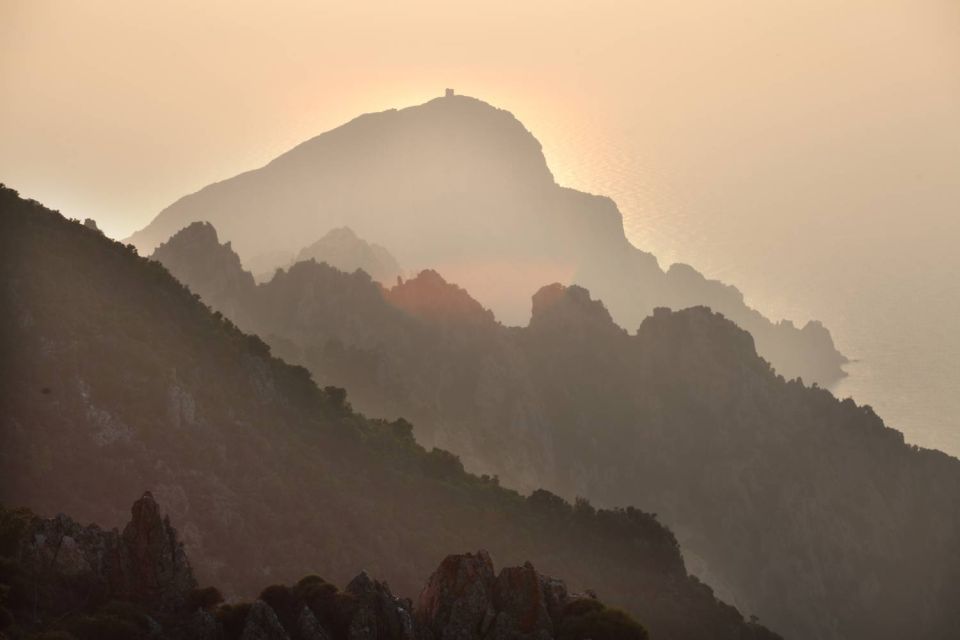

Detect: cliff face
[0, 186, 777, 640]
[0, 495, 657, 640]
[148, 221, 960, 640]
[127, 94, 845, 385]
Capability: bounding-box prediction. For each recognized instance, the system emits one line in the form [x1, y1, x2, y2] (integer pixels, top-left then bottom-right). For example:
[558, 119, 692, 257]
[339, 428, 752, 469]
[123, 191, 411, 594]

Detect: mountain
[149, 221, 255, 321]
[0, 492, 651, 640]
[151, 221, 960, 640]
[290, 226, 403, 285]
[126, 93, 846, 385]
[0, 185, 778, 640]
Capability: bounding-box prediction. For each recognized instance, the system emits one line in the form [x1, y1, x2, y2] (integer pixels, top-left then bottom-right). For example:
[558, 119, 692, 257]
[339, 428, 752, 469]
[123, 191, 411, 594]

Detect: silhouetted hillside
[0, 185, 778, 640]
[126, 94, 846, 385]
[151, 221, 960, 640]
[0, 493, 653, 640]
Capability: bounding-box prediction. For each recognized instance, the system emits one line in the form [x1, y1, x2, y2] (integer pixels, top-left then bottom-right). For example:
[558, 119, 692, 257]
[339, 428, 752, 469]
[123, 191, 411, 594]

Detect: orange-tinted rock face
[16, 492, 197, 616]
[118, 491, 196, 608]
[416, 551, 581, 640]
[416, 550, 497, 640]
[386, 270, 497, 330]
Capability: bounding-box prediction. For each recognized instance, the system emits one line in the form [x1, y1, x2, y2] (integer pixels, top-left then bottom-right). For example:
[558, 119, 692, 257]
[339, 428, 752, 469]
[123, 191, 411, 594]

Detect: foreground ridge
[0, 493, 654, 640]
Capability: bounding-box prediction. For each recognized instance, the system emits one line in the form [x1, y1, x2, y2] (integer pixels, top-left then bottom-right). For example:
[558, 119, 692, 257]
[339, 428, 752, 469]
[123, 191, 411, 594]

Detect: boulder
[241, 599, 291, 640]
[346, 570, 416, 640]
[489, 563, 553, 640]
[115, 491, 197, 610]
[299, 605, 334, 640]
[415, 550, 498, 640]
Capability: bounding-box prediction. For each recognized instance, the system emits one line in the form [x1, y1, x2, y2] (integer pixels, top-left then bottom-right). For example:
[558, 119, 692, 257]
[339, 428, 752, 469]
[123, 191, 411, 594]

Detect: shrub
[259, 583, 300, 636]
[559, 602, 648, 640]
[0, 604, 12, 630]
[65, 613, 146, 640]
[97, 601, 150, 630]
[293, 576, 350, 637]
[527, 489, 571, 518]
[574, 496, 597, 518]
[185, 586, 224, 612]
[422, 448, 464, 479]
[391, 418, 415, 442]
[216, 602, 251, 640]
[258, 583, 295, 615]
[562, 597, 605, 617]
[323, 385, 348, 409]
[0, 506, 32, 557]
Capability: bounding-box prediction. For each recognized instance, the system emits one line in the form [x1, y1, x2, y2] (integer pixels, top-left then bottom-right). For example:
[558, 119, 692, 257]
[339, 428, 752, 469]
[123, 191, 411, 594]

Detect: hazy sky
[3, 0, 957, 240]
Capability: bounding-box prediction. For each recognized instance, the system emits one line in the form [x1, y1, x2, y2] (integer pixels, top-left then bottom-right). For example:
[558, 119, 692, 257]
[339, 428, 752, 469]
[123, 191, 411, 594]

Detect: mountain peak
[320, 226, 359, 241]
[386, 269, 497, 328]
[293, 226, 402, 284]
[151, 221, 255, 318]
[126, 95, 847, 383]
[529, 283, 623, 337]
[268, 92, 554, 188]
[637, 306, 765, 375]
[163, 220, 219, 245]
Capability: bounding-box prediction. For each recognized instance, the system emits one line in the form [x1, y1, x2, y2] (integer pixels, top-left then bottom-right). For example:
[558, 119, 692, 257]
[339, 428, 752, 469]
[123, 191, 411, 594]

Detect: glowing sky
[3, 0, 957, 242]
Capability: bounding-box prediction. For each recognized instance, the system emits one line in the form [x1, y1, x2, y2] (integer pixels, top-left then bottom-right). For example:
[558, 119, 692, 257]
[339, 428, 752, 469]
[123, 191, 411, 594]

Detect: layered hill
[127, 94, 846, 385]
[0, 185, 778, 640]
[290, 226, 403, 285]
[0, 492, 651, 640]
[152, 221, 960, 640]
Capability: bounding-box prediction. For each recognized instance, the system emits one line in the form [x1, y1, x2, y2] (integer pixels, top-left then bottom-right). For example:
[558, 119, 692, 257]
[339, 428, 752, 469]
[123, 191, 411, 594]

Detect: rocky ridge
[127, 94, 847, 385]
[0, 495, 650, 640]
[6, 492, 196, 621]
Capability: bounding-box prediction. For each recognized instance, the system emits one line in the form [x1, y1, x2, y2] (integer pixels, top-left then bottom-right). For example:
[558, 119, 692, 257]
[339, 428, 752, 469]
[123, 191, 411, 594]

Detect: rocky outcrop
[299, 605, 334, 640]
[241, 599, 292, 640]
[386, 270, 497, 330]
[189, 609, 220, 640]
[15, 491, 196, 617]
[415, 551, 613, 640]
[0, 493, 654, 640]
[528, 283, 626, 339]
[118, 491, 198, 609]
[489, 563, 554, 640]
[345, 571, 416, 640]
[222, 550, 623, 640]
[415, 551, 498, 640]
